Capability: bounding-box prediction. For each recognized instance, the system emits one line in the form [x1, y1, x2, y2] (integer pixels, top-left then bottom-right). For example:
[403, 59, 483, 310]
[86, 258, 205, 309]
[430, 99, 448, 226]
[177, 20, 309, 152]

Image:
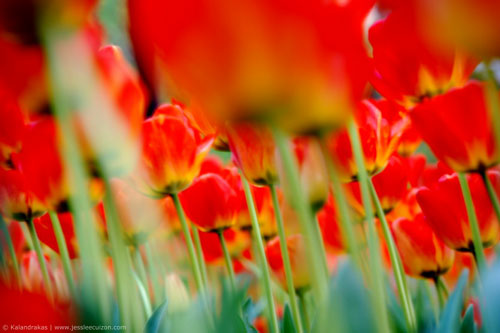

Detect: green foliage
[281, 304, 297, 333]
[144, 300, 168, 333]
[460, 304, 477, 333]
[436, 270, 469, 333]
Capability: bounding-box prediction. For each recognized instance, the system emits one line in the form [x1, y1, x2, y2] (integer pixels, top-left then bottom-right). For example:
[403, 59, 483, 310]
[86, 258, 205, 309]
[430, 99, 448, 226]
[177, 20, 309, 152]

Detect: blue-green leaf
[281, 303, 297, 333]
[436, 269, 469, 333]
[144, 300, 168, 333]
[460, 304, 477, 333]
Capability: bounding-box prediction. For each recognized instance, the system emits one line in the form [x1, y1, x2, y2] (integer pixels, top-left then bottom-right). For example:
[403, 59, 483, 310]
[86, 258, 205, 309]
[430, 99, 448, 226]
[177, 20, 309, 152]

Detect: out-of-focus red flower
[265, 234, 310, 291]
[179, 173, 238, 232]
[21, 117, 104, 212]
[327, 99, 407, 182]
[418, 0, 500, 59]
[128, 0, 372, 134]
[391, 214, 455, 279]
[0, 36, 46, 112]
[0, 0, 98, 44]
[417, 171, 500, 252]
[294, 137, 329, 211]
[133, 104, 214, 197]
[387, 188, 421, 223]
[160, 196, 182, 235]
[410, 81, 498, 172]
[2, 221, 26, 255]
[401, 154, 427, 188]
[369, 7, 477, 107]
[0, 165, 46, 222]
[0, 281, 73, 328]
[345, 154, 408, 218]
[227, 122, 277, 186]
[317, 194, 344, 254]
[34, 212, 78, 259]
[0, 91, 27, 169]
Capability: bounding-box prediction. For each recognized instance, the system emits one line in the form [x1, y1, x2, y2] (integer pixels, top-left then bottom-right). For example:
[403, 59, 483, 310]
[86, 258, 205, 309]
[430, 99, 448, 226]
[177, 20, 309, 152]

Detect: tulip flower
[227, 122, 278, 186]
[345, 154, 408, 218]
[410, 81, 498, 173]
[265, 234, 310, 291]
[369, 6, 477, 107]
[128, 0, 371, 134]
[197, 228, 250, 266]
[391, 214, 455, 279]
[21, 117, 104, 212]
[0, 91, 27, 169]
[134, 104, 214, 197]
[327, 99, 408, 182]
[316, 195, 344, 254]
[34, 212, 78, 259]
[0, 165, 46, 222]
[294, 137, 329, 211]
[416, 171, 500, 252]
[179, 173, 238, 232]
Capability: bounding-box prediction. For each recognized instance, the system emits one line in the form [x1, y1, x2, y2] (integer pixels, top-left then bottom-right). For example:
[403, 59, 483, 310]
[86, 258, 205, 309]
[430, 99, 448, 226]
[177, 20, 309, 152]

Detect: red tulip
[327, 99, 408, 182]
[197, 228, 250, 265]
[265, 234, 310, 291]
[133, 103, 214, 197]
[317, 195, 344, 254]
[294, 137, 329, 211]
[416, 171, 500, 251]
[128, 0, 372, 134]
[227, 122, 277, 186]
[369, 6, 477, 107]
[391, 214, 455, 279]
[179, 172, 238, 232]
[21, 117, 104, 211]
[410, 81, 498, 172]
[1, 221, 25, 256]
[34, 212, 78, 259]
[0, 165, 46, 222]
[345, 154, 408, 218]
[0, 91, 27, 169]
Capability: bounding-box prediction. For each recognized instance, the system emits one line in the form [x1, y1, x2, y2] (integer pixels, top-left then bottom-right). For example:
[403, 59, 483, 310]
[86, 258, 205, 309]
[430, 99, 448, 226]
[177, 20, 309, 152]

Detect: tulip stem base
[0, 215, 21, 289]
[49, 211, 77, 298]
[347, 120, 392, 333]
[433, 276, 445, 309]
[457, 172, 487, 272]
[217, 229, 236, 290]
[269, 183, 304, 333]
[480, 170, 500, 228]
[241, 175, 280, 333]
[27, 218, 54, 302]
[171, 193, 206, 295]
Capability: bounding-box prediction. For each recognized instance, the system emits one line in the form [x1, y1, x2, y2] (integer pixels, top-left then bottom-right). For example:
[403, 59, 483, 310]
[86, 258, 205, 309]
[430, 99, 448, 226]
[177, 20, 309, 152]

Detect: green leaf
[436, 269, 469, 333]
[386, 280, 406, 333]
[480, 260, 500, 333]
[242, 298, 259, 333]
[144, 300, 168, 333]
[281, 303, 297, 333]
[460, 304, 477, 333]
[413, 280, 437, 332]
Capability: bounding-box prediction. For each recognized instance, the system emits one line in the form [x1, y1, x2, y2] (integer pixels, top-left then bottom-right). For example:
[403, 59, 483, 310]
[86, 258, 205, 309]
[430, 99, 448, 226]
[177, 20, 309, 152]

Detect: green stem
[433, 277, 445, 309]
[27, 218, 54, 301]
[193, 227, 209, 289]
[457, 172, 487, 272]
[484, 62, 500, 152]
[48, 211, 77, 297]
[217, 229, 236, 290]
[347, 120, 391, 333]
[480, 170, 500, 227]
[171, 193, 205, 294]
[144, 242, 163, 306]
[269, 184, 304, 333]
[134, 246, 150, 301]
[297, 290, 310, 332]
[271, 125, 328, 302]
[0, 215, 21, 289]
[319, 138, 364, 273]
[103, 183, 136, 329]
[241, 175, 280, 333]
[133, 270, 153, 318]
[368, 178, 416, 331]
[437, 276, 449, 298]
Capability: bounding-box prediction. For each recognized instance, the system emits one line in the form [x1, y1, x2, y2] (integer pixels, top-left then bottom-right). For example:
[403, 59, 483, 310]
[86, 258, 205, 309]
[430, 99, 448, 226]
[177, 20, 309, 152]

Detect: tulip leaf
[144, 299, 168, 333]
[436, 269, 469, 333]
[480, 259, 500, 333]
[242, 298, 260, 333]
[281, 303, 297, 333]
[386, 280, 406, 333]
[460, 304, 477, 333]
[414, 280, 437, 332]
[215, 278, 250, 333]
